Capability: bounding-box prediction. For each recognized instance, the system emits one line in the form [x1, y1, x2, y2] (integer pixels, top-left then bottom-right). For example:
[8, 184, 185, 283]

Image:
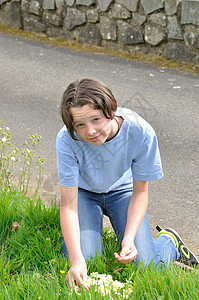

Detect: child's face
[70, 105, 117, 145]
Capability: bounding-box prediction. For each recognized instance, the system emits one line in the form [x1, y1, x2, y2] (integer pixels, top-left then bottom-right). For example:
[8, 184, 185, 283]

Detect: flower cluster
[79, 272, 133, 299]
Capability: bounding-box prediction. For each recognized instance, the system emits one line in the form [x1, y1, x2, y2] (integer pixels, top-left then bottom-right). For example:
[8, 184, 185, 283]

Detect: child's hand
[114, 242, 138, 264]
[65, 257, 89, 290]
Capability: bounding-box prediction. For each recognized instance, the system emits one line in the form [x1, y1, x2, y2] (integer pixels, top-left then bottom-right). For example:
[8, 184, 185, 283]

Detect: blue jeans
[62, 188, 179, 267]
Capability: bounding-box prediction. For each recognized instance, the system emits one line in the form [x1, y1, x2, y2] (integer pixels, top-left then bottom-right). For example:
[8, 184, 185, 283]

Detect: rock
[0, 0, 9, 5]
[87, 9, 99, 23]
[29, 1, 41, 16]
[100, 17, 116, 40]
[109, 3, 131, 19]
[55, 0, 65, 13]
[63, 8, 86, 30]
[47, 27, 73, 39]
[23, 14, 47, 33]
[141, 0, 164, 15]
[165, 0, 178, 16]
[43, 11, 62, 26]
[118, 21, 144, 44]
[21, 0, 29, 12]
[78, 25, 102, 45]
[149, 12, 167, 27]
[98, 0, 113, 12]
[163, 43, 196, 63]
[145, 25, 165, 45]
[43, 0, 55, 10]
[132, 13, 146, 26]
[0, 2, 22, 29]
[184, 29, 199, 49]
[168, 16, 183, 40]
[76, 0, 96, 6]
[65, 0, 75, 6]
[181, 0, 199, 26]
[115, 0, 139, 12]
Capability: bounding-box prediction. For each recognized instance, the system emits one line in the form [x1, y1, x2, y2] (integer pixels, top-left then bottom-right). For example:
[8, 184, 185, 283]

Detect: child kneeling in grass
[56, 78, 198, 289]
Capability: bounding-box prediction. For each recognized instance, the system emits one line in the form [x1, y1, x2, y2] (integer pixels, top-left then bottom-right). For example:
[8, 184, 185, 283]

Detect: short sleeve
[131, 128, 163, 181]
[56, 130, 79, 187]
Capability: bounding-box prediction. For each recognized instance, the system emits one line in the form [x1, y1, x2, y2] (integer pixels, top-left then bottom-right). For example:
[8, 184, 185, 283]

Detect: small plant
[0, 121, 44, 197]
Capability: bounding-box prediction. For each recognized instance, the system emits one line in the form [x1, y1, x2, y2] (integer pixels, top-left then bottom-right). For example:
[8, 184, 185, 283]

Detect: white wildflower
[11, 157, 16, 162]
[6, 127, 9, 131]
[123, 247, 130, 255]
[2, 137, 6, 143]
[33, 273, 40, 279]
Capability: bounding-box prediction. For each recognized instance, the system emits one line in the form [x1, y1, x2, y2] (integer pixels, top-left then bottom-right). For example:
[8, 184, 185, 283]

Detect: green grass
[0, 189, 198, 299]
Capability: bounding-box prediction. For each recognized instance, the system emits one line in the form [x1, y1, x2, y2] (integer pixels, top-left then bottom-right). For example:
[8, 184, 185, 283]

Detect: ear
[111, 110, 116, 118]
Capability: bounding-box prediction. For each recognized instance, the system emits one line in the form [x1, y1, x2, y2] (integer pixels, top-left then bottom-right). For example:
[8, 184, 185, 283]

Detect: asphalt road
[0, 33, 198, 257]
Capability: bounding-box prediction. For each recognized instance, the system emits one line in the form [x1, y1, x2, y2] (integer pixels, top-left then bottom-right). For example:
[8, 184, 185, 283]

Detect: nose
[87, 124, 96, 136]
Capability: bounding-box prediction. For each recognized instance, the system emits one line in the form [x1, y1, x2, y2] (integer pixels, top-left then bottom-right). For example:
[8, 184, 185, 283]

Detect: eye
[93, 118, 100, 123]
[76, 123, 84, 128]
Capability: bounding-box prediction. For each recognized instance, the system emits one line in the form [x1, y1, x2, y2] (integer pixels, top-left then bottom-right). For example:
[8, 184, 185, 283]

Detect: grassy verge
[0, 188, 198, 299]
[0, 24, 198, 75]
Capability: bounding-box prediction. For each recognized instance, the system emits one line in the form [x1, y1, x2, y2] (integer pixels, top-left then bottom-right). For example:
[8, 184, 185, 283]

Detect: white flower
[33, 273, 40, 279]
[2, 137, 6, 143]
[123, 247, 130, 255]
[6, 127, 9, 131]
[11, 157, 16, 161]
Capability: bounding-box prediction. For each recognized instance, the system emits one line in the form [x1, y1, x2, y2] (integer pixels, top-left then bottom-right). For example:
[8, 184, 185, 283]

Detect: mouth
[88, 135, 101, 142]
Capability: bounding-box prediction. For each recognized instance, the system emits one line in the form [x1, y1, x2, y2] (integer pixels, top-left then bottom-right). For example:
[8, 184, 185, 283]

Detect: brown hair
[60, 78, 117, 140]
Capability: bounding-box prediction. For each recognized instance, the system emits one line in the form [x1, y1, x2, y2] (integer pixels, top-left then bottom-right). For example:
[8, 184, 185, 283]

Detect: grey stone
[132, 13, 146, 26]
[165, 0, 178, 16]
[184, 30, 199, 49]
[43, 11, 62, 26]
[65, 0, 75, 6]
[149, 13, 167, 27]
[100, 17, 117, 40]
[168, 16, 183, 40]
[109, 3, 131, 19]
[116, 0, 139, 12]
[56, 0, 65, 13]
[0, 2, 22, 29]
[63, 8, 86, 30]
[47, 27, 73, 39]
[87, 9, 99, 23]
[141, 0, 164, 15]
[21, 0, 30, 12]
[76, 0, 95, 6]
[181, 0, 199, 26]
[0, 0, 9, 4]
[118, 21, 144, 44]
[29, 1, 41, 16]
[78, 25, 102, 45]
[43, 0, 55, 10]
[145, 25, 165, 45]
[98, 0, 113, 12]
[23, 14, 47, 32]
[163, 42, 196, 63]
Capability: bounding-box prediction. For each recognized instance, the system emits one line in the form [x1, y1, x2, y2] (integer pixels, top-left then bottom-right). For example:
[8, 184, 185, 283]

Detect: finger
[114, 252, 120, 259]
[66, 273, 73, 289]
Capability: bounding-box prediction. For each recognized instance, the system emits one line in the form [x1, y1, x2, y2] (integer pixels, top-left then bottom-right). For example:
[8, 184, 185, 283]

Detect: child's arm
[60, 185, 87, 289]
[114, 179, 148, 264]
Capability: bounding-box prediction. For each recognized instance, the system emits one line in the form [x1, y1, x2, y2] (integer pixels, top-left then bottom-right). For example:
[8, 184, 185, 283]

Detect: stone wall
[1, 0, 199, 65]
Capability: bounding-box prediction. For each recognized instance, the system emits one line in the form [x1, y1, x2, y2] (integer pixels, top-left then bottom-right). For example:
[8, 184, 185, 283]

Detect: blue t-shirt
[56, 107, 163, 193]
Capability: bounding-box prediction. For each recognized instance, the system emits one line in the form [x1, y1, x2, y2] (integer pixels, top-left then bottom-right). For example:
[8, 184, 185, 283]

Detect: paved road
[0, 33, 198, 257]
